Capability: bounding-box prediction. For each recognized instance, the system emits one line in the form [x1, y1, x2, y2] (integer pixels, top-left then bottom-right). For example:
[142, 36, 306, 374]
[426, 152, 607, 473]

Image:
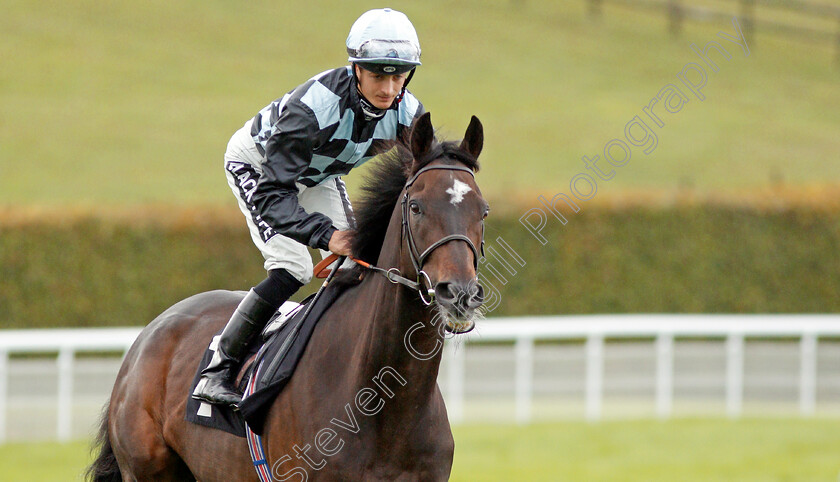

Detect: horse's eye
[482, 208, 489, 220]
[410, 201, 422, 215]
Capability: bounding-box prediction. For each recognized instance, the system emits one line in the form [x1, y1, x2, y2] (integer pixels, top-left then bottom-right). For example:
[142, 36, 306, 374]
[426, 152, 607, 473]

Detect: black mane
[349, 135, 481, 266]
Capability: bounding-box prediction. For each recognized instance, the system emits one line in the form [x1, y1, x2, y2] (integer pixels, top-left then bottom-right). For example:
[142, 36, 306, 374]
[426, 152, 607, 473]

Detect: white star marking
[446, 179, 472, 205]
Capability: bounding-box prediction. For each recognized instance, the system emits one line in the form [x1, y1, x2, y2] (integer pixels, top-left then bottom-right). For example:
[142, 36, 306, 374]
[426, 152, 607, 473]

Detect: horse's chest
[311, 459, 451, 482]
[267, 428, 452, 481]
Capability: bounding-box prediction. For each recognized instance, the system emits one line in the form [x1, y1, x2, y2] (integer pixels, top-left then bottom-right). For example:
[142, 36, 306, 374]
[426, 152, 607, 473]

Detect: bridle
[399, 164, 484, 304]
[322, 164, 483, 305]
[314, 163, 485, 305]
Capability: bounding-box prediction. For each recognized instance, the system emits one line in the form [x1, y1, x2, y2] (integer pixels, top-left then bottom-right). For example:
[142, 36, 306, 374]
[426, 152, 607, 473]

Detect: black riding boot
[191, 289, 277, 407]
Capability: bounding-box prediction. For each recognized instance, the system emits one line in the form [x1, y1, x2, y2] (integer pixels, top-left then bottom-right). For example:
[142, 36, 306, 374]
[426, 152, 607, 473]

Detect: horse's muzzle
[434, 280, 484, 318]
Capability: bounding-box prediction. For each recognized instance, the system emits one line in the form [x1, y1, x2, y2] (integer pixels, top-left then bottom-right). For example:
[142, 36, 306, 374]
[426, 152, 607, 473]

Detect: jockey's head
[346, 8, 421, 117]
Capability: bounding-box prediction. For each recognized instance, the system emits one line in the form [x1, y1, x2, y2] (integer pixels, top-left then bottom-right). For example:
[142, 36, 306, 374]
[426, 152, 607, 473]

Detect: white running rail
[1, 315, 839, 442]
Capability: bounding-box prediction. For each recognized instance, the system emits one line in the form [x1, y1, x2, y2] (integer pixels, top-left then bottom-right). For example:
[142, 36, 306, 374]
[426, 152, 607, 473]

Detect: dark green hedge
[2, 218, 267, 328]
[484, 206, 840, 315]
[2, 206, 838, 329]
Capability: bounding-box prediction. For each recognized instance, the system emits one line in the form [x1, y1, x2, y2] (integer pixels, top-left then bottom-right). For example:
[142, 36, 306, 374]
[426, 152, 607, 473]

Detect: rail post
[799, 333, 817, 416]
[836, 14, 840, 66]
[514, 337, 534, 424]
[655, 334, 674, 419]
[588, 0, 602, 19]
[725, 333, 744, 419]
[739, 0, 755, 47]
[57, 347, 74, 441]
[585, 334, 604, 422]
[0, 349, 7, 444]
[668, 0, 683, 37]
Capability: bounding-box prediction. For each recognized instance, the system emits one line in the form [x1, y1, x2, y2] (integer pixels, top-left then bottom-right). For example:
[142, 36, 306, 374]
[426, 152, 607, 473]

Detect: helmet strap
[359, 94, 387, 121]
[395, 68, 416, 105]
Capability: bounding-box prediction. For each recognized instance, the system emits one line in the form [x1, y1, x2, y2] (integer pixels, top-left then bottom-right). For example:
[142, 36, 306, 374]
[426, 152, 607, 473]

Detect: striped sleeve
[251, 86, 337, 251]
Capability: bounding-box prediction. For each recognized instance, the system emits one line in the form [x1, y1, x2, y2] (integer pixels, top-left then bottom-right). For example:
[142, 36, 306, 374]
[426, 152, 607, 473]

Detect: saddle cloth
[184, 284, 342, 436]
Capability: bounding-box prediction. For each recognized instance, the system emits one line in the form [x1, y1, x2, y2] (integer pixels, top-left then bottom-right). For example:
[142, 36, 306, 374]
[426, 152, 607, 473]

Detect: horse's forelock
[411, 141, 481, 175]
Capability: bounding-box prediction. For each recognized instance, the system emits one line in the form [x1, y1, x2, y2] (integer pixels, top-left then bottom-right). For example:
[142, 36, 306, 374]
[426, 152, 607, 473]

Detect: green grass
[450, 419, 840, 481]
[0, 441, 91, 482]
[1, 0, 839, 208]
[3, 419, 838, 481]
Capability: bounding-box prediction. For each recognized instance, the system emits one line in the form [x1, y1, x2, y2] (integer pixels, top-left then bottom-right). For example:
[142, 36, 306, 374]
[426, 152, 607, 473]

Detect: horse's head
[401, 112, 488, 332]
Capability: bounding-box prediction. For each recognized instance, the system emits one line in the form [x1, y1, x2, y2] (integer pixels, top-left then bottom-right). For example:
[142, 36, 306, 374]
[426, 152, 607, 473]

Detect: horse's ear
[460, 115, 483, 159]
[411, 112, 434, 162]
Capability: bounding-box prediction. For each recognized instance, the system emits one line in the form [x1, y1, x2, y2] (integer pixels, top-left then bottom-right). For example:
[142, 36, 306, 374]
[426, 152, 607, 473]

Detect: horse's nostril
[434, 282, 457, 302]
[473, 284, 485, 304]
[435, 282, 483, 311]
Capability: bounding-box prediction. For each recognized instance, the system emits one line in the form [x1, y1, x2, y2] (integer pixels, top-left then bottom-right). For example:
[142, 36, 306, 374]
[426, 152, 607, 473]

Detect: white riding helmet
[346, 8, 421, 75]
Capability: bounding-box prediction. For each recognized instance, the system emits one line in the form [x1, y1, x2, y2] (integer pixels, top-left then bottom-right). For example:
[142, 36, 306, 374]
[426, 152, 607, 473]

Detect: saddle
[184, 284, 343, 437]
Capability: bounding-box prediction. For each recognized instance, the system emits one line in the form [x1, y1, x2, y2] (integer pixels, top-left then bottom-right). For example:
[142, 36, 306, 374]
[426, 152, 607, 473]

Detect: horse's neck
[348, 265, 444, 404]
[340, 228, 445, 414]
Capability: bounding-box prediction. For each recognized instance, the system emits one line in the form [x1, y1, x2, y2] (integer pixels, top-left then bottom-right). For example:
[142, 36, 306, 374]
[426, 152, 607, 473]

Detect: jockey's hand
[328, 230, 353, 257]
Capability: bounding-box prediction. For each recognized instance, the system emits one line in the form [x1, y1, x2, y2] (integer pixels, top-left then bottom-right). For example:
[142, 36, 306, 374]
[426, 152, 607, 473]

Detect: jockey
[192, 8, 425, 407]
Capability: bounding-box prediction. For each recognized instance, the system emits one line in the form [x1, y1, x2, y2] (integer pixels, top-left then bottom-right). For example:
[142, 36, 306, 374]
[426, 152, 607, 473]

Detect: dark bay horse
[87, 112, 488, 481]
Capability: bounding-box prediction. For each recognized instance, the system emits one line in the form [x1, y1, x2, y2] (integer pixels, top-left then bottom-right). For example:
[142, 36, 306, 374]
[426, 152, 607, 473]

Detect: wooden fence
[587, 0, 840, 63]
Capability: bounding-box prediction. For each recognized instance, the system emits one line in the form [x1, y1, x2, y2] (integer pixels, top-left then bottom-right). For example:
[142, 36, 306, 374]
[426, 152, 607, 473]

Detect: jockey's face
[355, 65, 407, 110]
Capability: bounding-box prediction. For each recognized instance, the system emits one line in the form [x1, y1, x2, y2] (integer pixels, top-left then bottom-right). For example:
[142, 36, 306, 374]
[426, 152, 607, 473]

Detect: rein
[314, 254, 428, 299]
[314, 163, 484, 306]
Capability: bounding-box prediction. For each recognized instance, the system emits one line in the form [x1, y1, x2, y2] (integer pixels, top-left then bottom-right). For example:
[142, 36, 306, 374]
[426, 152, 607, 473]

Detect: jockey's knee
[254, 269, 304, 308]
